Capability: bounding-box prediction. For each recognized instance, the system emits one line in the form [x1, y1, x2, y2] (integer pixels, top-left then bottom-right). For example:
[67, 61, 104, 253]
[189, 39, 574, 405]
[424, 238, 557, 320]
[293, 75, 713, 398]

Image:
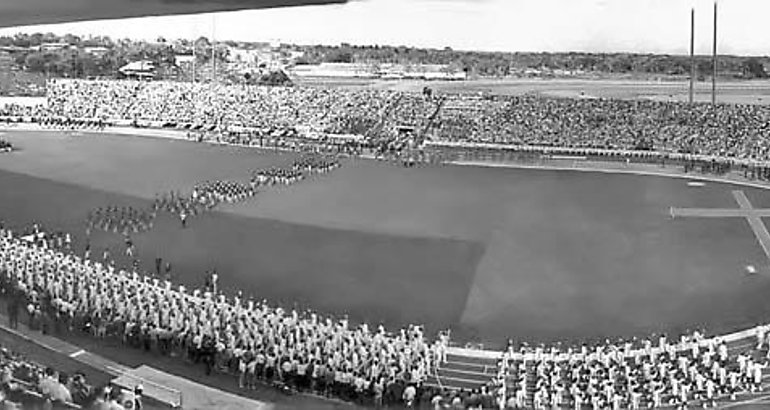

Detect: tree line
[0, 32, 767, 81]
[297, 44, 769, 79]
[0, 33, 226, 79]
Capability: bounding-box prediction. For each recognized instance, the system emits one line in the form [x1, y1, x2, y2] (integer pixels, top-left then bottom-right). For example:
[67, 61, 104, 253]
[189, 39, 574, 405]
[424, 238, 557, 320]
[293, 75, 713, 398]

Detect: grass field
[2, 130, 770, 350]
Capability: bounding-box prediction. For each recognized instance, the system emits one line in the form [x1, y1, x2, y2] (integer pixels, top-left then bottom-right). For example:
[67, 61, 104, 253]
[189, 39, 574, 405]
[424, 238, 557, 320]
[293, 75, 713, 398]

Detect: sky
[0, 0, 768, 55]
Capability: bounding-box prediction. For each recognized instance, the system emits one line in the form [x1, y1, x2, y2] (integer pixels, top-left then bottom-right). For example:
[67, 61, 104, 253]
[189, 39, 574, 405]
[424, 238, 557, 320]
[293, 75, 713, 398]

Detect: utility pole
[689, 8, 695, 104]
[192, 40, 196, 83]
[712, 1, 718, 106]
[211, 15, 217, 85]
[210, 15, 222, 132]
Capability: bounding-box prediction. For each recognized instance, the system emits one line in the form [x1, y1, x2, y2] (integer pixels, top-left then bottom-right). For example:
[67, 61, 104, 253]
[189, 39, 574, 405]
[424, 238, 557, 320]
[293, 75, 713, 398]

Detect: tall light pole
[689, 8, 695, 104]
[211, 15, 217, 85]
[712, 1, 718, 106]
[192, 39, 196, 84]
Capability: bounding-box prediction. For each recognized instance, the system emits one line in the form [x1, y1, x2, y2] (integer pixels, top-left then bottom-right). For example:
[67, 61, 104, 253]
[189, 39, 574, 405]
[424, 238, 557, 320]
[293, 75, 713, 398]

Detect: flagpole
[212, 14, 217, 85]
[689, 8, 695, 105]
[712, 1, 718, 106]
[211, 14, 220, 131]
[192, 40, 196, 84]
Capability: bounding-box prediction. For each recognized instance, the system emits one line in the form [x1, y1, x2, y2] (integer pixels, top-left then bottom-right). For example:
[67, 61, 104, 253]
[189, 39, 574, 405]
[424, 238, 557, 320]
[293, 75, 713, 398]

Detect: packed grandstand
[2, 79, 770, 409]
[2, 79, 770, 162]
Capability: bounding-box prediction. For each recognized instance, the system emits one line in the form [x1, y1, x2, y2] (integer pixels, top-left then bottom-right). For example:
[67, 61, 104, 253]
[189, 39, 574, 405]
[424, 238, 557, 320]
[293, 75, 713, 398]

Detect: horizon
[0, 0, 768, 57]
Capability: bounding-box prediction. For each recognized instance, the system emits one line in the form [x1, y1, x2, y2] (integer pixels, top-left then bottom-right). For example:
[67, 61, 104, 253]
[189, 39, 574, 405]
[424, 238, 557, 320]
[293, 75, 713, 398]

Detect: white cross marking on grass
[671, 190, 770, 263]
[69, 349, 85, 358]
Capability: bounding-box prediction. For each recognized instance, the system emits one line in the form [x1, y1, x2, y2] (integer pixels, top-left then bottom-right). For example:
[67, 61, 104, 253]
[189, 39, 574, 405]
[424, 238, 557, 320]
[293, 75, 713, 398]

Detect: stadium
[3, 1, 770, 409]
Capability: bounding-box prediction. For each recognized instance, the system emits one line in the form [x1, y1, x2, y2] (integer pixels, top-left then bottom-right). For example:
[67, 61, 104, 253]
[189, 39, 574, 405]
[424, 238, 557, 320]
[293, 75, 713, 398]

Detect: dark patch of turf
[0, 168, 484, 335]
[456, 171, 770, 346]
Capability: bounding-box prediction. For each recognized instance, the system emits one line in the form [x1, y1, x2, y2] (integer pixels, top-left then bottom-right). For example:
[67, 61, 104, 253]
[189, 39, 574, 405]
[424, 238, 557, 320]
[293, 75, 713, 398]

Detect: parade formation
[1, 219, 770, 408]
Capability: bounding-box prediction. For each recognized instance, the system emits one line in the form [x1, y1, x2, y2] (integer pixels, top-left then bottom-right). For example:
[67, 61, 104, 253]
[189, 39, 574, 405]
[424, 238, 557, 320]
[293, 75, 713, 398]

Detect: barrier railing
[111, 371, 183, 408]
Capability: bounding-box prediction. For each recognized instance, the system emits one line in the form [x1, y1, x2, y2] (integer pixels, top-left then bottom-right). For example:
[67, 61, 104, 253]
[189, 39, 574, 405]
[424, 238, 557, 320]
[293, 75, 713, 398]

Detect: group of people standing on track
[0, 138, 12, 153]
[154, 190, 215, 228]
[0, 225, 451, 409]
[251, 153, 340, 188]
[86, 206, 155, 236]
[192, 180, 256, 206]
[499, 330, 770, 410]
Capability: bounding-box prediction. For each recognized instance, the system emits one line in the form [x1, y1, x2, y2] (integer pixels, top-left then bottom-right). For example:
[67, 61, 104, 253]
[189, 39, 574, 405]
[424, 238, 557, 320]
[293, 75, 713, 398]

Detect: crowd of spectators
[372, 93, 439, 143]
[0, 345, 89, 409]
[34, 79, 770, 167]
[0, 104, 47, 119]
[0, 103, 104, 131]
[430, 94, 770, 161]
[41, 80, 446, 159]
[45, 79, 393, 138]
[0, 335, 137, 409]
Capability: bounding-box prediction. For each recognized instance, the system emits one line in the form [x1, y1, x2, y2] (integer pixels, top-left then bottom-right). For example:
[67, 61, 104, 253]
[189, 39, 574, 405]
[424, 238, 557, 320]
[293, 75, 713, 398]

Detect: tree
[24, 53, 46, 72]
[326, 50, 353, 63]
[259, 70, 293, 86]
[195, 36, 211, 48]
[62, 34, 81, 45]
[743, 58, 767, 79]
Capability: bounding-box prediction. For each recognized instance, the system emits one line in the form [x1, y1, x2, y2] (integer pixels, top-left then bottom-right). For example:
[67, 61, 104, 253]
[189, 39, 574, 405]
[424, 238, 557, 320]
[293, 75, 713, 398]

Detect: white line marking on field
[720, 393, 770, 408]
[69, 349, 85, 358]
[450, 160, 770, 191]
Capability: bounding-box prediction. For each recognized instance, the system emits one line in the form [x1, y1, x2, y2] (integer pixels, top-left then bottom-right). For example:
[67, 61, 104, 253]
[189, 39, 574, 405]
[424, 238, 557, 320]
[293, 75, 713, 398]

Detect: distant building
[118, 60, 156, 79]
[39, 42, 69, 52]
[83, 46, 109, 57]
[290, 63, 377, 79]
[290, 62, 466, 80]
[0, 46, 31, 53]
[227, 47, 261, 65]
[0, 51, 13, 72]
[286, 50, 305, 60]
[174, 54, 195, 66]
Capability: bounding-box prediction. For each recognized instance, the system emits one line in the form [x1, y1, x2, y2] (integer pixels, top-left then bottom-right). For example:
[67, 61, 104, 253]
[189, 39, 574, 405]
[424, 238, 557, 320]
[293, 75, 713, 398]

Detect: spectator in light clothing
[402, 384, 416, 408]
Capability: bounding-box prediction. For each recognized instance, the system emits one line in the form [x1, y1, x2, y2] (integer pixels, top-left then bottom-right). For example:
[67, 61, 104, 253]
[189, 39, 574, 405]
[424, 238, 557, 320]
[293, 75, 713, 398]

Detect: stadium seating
[0, 342, 97, 409]
[16, 79, 770, 165]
